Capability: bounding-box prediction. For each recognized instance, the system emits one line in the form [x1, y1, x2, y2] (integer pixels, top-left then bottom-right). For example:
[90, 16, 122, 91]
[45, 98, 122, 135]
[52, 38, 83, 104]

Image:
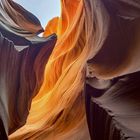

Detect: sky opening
[14, 0, 61, 28]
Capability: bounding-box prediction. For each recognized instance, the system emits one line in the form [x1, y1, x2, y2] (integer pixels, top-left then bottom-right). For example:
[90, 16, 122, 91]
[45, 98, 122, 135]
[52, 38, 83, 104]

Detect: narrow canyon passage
[0, 0, 140, 140]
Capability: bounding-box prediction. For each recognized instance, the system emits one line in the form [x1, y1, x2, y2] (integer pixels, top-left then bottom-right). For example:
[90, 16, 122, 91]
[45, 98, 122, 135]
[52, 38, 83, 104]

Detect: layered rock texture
[0, 0, 57, 139]
[85, 0, 140, 140]
[86, 72, 140, 140]
[0, 0, 140, 140]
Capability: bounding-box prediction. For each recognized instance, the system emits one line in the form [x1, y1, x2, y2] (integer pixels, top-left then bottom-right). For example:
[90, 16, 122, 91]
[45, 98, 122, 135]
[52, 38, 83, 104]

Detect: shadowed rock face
[87, 0, 140, 79]
[0, 32, 56, 137]
[86, 72, 140, 140]
[86, 1, 140, 139]
[0, 0, 57, 138]
[0, 118, 8, 140]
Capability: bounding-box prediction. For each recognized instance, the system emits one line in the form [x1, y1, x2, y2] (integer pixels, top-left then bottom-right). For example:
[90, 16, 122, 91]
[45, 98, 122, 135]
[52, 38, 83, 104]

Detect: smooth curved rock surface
[86, 1, 140, 139]
[87, 0, 140, 79]
[0, 0, 140, 140]
[86, 72, 140, 140]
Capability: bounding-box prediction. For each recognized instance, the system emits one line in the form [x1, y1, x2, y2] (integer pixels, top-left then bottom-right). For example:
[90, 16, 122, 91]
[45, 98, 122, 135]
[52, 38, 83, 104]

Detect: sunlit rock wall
[0, 0, 140, 140]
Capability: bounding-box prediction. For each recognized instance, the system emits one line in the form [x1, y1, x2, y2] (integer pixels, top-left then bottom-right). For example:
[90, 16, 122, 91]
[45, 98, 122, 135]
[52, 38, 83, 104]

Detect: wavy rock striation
[0, 0, 57, 139]
[0, 0, 140, 140]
